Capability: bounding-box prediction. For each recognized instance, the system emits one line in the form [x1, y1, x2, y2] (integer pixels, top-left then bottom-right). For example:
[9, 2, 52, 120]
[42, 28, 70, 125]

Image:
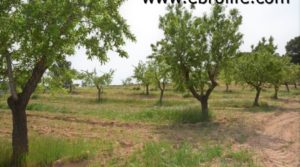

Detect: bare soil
[244, 99, 300, 167]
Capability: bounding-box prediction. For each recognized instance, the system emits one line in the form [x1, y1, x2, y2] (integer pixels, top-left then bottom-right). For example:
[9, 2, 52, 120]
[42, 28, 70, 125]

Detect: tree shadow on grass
[151, 115, 258, 146]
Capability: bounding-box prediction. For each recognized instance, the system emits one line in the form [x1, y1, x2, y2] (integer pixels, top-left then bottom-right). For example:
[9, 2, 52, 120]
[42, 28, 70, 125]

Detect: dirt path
[247, 110, 300, 167]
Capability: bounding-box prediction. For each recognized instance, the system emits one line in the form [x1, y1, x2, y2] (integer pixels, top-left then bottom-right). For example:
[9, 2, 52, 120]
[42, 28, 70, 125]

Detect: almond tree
[82, 70, 114, 102]
[235, 37, 277, 106]
[156, 4, 242, 120]
[148, 44, 171, 105]
[46, 60, 79, 93]
[0, 1, 135, 165]
[133, 61, 152, 95]
[268, 56, 292, 99]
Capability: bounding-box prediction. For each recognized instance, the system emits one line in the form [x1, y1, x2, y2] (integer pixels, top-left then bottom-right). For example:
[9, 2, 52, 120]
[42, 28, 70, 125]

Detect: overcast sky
[68, 0, 300, 85]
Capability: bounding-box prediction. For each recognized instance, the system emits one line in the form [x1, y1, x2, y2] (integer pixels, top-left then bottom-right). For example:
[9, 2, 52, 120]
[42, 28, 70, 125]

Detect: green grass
[0, 138, 11, 167]
[27, 103, 68, 114]
[0, 135, 101, 167]
[0, 102, 8, 109]
[1, 85, 298, 166]
[221, 149, 258, 167]
[127, 107, 212, 123]
[126, 142, 221, 167]
[124, 141, 258, 167]
[82, 106, 211, 124]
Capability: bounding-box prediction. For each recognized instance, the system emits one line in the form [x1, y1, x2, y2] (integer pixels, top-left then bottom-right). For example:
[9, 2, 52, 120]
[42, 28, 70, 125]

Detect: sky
[68, 0, 300, 85]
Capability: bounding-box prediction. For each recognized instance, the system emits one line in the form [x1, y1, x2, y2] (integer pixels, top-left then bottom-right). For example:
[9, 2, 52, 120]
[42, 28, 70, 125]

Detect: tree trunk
[253, 87, 261, 106]
[7, 58, 47, 166]
[145, 84, 149, 95]
[200, 97, 209, 121]
[159, 89, 164, 105]
[8, 97, 28, 167]
[225, 83, 229, 92]
[285, 83, 290, 92]
[69, 84, 73, 94]
[273, 85, 279, 99]
[294, 82, 297, 89]
[97, 88, 101, 102]
[158, 82, 166, 106]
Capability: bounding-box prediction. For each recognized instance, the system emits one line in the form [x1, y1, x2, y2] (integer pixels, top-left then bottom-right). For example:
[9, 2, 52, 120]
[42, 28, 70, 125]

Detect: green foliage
[81, 69, 114, 101]
[81, 70, 114, 89]
[157, 4, 242, 92]
[122, 77, 133, 86]
[234, 37, 279, 104]
[0, 0, 135, 95]
[286, 36, 300, 64]
[133, 61, 153, 95]
[42, 59, 79, 93]
[148, 44, 171, 89]
[220, 58, 236, 91]
[286, 64, 300, 84]
[133, 61, 152, 87]
[154, 4, 242, 117]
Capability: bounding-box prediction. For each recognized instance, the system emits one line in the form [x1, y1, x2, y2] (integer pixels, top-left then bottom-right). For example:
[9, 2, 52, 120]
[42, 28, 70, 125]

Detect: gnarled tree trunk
[96, 86, 102, 102]
[285, 82, 290, 92]
[200, 96, 209, 120]
[6, 58, 47, 167]
[273, 85, 279, 99]
[8, 96, 28, 167]
[145, 84, 149, 95]
[253, 87, 261, 106]
[158, 82, 166, 105]
[225, 83, 229, 92]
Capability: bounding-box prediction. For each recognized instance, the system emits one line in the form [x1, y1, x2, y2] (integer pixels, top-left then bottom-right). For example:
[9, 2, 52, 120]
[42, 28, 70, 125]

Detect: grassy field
[0, 84, 299, 167]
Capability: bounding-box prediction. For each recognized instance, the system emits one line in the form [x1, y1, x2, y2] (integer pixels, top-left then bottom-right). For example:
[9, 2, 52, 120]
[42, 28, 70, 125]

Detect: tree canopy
[81, 69, 114, 102]
[133, 61, 152, 95]
[286, 36, 300, 64]
[235, 37, 279, 105]
[155, 4, 243, 119]
[148, 44, 171, 105]
[0, 0, 135, 165]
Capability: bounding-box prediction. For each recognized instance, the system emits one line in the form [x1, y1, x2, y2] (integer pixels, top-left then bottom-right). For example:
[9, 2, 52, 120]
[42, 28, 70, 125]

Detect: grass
[0, 135, 101, 167]
[26, 103, 68, 114]
[127, 107, 212, 123]
[125, 141, 257, 167]
[0, 138, 11, 167]
[222, 149, 259, 167]
[0, 84, 299, 166]
[126, 142, 222, 167]
[80, 106, 212, 124]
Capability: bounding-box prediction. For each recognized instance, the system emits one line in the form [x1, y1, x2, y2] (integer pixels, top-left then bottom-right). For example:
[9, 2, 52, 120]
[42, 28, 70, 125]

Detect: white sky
[68, 0, 300, 85]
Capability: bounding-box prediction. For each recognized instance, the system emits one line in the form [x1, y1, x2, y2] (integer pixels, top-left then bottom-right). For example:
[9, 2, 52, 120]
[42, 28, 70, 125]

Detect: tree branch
[20, 58, 48, 106]
[5, 50, 18, 100]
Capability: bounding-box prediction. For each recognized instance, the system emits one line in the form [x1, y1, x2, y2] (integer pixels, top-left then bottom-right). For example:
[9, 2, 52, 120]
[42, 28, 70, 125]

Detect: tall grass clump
[223, 149, 258, 166]
[0, 138, 12, 167]
[127, 142, 222, 167]
[0, 136, 97, 167]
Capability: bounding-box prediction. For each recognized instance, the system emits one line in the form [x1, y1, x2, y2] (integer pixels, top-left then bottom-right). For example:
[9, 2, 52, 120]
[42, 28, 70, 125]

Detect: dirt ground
[240, 98, 300, 167]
